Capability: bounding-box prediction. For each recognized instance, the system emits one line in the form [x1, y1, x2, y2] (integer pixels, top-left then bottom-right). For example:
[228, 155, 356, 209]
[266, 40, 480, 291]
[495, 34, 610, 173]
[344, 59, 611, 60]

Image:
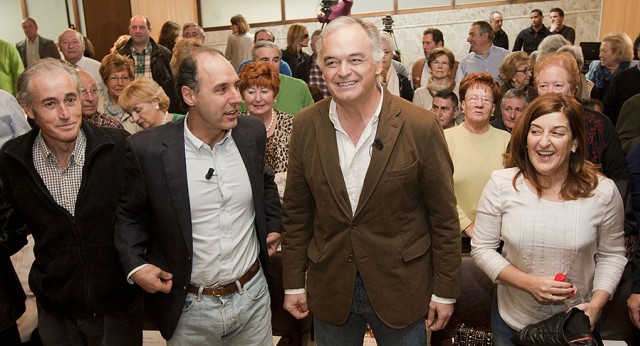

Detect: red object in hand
[554, 273, 567, 282]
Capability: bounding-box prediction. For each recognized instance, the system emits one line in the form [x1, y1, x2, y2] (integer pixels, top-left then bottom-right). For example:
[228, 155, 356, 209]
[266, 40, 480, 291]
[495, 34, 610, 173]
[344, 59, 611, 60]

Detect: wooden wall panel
[601, 0, 640, 41]
[83, 0, 131, 60]
[130, 0, 197, 42]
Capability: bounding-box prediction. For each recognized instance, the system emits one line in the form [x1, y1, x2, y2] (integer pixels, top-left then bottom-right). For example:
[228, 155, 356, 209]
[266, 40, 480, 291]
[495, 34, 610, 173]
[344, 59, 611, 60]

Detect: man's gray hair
[489, 11, 503, 20]
[472, 21, 495, 42]
[17, 58, 80, 108]
[501, 88, 529, 109]
[251, 41, 282, 61]
[58, 28, 83, 43]
[316, 16, 384, 71]
[183, 22, 205, 36]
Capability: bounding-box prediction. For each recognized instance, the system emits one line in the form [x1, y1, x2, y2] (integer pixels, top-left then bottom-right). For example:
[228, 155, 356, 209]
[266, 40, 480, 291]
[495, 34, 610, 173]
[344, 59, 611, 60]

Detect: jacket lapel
[232, 117, 259, 195]
[160, 121, 194, 255]
[314, 102, 353, 219]
[354, 89, 403, 217]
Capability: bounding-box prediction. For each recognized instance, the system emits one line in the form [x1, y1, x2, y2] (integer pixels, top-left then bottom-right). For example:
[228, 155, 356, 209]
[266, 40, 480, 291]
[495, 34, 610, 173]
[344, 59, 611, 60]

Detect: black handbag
[454, 323, 493, 346]
[512, 307, 600, 345]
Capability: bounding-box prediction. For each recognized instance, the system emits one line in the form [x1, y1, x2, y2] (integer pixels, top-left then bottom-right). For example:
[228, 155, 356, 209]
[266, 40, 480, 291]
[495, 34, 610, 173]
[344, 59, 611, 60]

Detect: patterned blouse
[241, 110, 293, 174]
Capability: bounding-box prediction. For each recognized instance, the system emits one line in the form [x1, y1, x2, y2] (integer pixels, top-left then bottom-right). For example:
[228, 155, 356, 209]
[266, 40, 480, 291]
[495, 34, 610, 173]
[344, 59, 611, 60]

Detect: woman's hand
[524, 275, 574, 303]
[577, 290, 610, 330]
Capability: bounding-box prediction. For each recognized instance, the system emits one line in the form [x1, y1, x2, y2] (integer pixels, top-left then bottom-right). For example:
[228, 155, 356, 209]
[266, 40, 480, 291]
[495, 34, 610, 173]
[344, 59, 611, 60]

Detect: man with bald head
[117, 15, 179, 113]
[77, 69, 123, 129]
[60, 29, 104, 94]
[115, 46, 281, 343]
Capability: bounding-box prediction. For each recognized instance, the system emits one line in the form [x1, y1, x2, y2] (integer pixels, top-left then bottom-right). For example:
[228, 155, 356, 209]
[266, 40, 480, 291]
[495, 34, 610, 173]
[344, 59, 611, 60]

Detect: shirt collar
[184, 113, 233, 151]
[35, 128, 86, 168]
[328, 84, 383, 130]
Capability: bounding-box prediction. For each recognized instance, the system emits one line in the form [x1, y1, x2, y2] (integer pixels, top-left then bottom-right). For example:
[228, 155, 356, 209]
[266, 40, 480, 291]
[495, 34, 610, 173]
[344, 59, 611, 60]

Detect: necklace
[265, 109, 276, 132]
[161, 112, 169, 125]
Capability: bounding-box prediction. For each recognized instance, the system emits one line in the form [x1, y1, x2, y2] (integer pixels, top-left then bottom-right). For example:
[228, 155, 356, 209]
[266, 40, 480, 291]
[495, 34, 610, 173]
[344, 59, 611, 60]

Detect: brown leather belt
[187, 259, 260, 297]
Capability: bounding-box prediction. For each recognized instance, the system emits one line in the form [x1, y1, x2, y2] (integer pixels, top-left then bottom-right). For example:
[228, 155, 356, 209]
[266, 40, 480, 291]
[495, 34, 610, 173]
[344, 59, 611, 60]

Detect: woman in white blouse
[471, 94, 626, 345]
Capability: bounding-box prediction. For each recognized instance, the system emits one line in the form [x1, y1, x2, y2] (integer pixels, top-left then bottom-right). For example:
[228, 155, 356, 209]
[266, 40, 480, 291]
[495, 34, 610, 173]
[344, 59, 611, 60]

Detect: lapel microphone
[205, 168, 214, 180]
[373, 138, 384, 150]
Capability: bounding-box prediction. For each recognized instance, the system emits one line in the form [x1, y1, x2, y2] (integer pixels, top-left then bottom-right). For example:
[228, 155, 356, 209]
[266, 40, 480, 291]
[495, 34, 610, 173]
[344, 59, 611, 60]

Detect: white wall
[0, 0, 79, 46]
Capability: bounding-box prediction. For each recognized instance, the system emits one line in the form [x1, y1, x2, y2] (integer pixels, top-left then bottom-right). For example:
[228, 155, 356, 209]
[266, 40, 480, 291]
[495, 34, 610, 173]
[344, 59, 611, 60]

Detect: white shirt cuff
[285, 288, 306, 295]
[127, 263, 148, 284]
[431, 294, 456, 304]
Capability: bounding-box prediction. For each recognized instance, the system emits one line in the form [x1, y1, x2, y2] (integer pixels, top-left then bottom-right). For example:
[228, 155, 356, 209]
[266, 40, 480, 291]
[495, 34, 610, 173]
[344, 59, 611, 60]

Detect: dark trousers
[37, 296, 142, 346]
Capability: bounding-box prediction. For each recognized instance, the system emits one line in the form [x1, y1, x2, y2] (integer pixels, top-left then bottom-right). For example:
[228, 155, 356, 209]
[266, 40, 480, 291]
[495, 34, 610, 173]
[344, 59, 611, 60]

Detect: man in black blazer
[15, 18, 60, 68]
[115, 46, 282, 344]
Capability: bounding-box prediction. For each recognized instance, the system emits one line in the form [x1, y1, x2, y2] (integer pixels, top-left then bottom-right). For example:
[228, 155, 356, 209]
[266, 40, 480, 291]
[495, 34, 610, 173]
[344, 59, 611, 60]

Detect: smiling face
[106, 68, 131, 99]
[25, 71, 82, 147]
[599, 41, 620, 69]
[242, 84, 276, 118]
[320, 23, 381, 107]
[461, 84, 494, 128]
[467, 25, 489, 54]
[527, 111, 577, 182]
[182, 52, 243, 144]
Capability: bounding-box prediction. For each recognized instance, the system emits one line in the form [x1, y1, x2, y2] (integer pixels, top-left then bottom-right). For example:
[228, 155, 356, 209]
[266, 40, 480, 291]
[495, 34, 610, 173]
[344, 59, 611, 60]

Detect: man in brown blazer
[281, 16, 461, 345]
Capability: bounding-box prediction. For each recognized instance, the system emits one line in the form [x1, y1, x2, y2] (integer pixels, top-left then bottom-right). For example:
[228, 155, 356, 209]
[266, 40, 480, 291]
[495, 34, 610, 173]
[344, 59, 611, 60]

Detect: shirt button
[347, 254, 354, 262]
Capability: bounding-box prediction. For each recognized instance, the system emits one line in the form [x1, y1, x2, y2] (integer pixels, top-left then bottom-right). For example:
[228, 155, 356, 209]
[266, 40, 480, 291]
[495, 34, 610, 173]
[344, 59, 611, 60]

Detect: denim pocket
[243, 271, 268, 301]
[182, 294, 196, 312]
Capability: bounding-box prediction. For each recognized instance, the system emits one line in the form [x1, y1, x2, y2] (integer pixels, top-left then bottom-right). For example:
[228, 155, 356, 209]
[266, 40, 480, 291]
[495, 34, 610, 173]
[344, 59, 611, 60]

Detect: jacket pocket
[400, 235, 431, 262]
[307, 241, 322, 264]
[387, 160, 418, 178]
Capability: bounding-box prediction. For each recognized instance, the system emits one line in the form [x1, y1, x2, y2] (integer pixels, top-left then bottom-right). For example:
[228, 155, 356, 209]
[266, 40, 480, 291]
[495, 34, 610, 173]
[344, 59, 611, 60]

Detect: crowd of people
[0, 5, 640, 346]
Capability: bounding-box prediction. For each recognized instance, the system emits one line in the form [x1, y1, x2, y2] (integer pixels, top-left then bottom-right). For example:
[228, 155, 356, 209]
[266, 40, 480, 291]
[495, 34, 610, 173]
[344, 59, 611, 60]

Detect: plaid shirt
[86, 112, 124, 129]
[132, 42, 153, 78]
[32, 129, 86, 216]
[308, 55, 329, 98]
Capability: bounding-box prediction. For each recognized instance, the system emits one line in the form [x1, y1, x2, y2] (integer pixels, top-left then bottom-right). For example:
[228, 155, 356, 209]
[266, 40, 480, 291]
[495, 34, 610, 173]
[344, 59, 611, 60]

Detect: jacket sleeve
[0, 174, 28, 257]
[114, 138, 151, 273]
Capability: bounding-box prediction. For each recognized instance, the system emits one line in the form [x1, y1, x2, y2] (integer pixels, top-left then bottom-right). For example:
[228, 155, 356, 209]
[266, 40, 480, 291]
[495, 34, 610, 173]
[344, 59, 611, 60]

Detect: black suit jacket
[15, 35, 61, 67]
[114, 117, 281, 339]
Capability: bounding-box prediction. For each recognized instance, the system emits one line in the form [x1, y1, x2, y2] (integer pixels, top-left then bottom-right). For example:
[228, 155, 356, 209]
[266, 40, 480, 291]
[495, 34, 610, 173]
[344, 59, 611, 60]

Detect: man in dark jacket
[0, 58, 140, 345]
[117, 15, 180, 113]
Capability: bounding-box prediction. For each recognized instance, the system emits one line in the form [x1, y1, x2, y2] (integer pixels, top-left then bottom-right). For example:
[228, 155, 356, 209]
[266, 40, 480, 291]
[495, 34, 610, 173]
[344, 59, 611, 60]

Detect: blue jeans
[491, 293, 518, 346]
[314, 273, 426, 346]
[168, 266, 272, 346]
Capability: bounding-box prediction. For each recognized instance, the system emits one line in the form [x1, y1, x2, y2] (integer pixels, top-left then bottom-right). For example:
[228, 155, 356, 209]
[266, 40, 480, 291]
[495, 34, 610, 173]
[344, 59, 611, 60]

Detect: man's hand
[266, 232, 281, 256]
[550, 22, 560, 33]
[284, 293, 309, 319]
[627, 293, 640, 329]
[130, 264, 173, 294]
[463, 222, 475, 238]
[427, 301, 454, 331]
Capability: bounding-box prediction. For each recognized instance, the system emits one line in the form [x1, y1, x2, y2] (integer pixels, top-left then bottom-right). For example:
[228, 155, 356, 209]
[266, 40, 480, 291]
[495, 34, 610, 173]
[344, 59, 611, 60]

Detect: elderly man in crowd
[182, 22, 205, 43]
[282, 16, 461, 345]
[59, 29, 104, 94]
[78, 69, 123, 129]
[490, 88, 528, 132]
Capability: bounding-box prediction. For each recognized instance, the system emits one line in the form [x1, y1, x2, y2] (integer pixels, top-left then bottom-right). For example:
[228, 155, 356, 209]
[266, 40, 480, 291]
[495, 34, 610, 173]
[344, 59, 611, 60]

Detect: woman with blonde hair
[498, 51, 536, 100]
[119, 77, 184, 129]
[586, 32, 637, 101]
[282, 24, 310, 72]
[225, 14, 253, 70]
